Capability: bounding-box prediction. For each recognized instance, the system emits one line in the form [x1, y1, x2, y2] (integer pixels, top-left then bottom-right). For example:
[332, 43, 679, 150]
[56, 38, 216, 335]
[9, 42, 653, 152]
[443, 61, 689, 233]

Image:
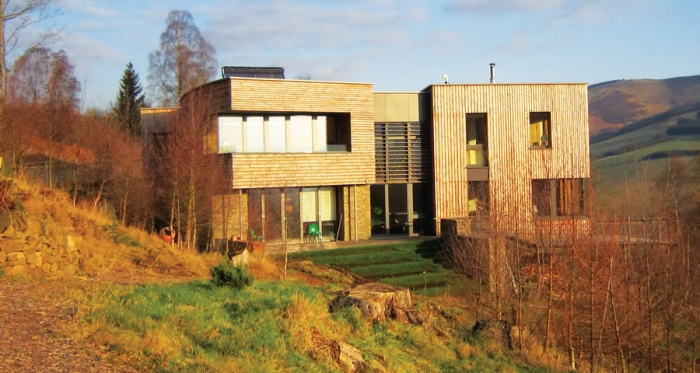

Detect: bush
[211, 260, 253, 289]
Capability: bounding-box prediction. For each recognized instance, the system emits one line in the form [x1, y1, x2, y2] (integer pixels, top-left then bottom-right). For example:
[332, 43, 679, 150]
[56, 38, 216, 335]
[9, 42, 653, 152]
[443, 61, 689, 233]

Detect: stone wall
[339, 185, 371, 241]
[0, 211, 82, 279]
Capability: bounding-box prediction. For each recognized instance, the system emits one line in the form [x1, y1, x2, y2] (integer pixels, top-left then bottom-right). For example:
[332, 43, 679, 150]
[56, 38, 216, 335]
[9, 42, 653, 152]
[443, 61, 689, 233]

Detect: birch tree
[0, 0, 60, 105]
[147, 10, 217, 106]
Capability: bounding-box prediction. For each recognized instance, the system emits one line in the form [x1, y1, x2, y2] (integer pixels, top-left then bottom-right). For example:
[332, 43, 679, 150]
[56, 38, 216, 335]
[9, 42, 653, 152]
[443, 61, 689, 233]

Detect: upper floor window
[466, 113, 488, 167]
[529, 112, 551, 148]
[218, 113, 351, 153]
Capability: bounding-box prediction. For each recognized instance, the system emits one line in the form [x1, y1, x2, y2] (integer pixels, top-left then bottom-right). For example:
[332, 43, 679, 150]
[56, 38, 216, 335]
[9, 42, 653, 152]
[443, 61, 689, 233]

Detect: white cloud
[444, 0, 571, 14]
[57, 32, 124, 62]
[207, 1, 423, 52]
[61, 0, 120, 18]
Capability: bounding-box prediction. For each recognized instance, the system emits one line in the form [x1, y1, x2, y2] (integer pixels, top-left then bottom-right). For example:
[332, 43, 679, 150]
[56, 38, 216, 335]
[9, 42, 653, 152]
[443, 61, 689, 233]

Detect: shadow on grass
[415, 239, 451, 266]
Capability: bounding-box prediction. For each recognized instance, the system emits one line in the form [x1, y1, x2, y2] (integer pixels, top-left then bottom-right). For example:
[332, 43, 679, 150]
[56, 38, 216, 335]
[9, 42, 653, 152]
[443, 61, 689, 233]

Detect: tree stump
[331, 282, 424, 324]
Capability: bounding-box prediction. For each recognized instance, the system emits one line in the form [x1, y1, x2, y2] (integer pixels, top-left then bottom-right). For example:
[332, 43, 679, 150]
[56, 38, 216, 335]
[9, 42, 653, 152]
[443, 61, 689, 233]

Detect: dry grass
[5, 175, 215, 282]
[283, 291, 343, 368]
[247, 254, 281, 281]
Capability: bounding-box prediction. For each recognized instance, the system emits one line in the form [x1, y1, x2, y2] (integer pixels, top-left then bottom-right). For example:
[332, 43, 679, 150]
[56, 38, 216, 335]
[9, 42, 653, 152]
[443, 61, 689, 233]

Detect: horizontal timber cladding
[216, 78, 376, 188]
[429, 83, 590, 234]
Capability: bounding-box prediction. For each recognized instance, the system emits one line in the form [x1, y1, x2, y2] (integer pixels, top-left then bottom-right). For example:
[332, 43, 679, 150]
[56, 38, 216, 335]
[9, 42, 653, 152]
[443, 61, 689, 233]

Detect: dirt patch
[0, 269, 206, 372]
[0, 280, 132, 372]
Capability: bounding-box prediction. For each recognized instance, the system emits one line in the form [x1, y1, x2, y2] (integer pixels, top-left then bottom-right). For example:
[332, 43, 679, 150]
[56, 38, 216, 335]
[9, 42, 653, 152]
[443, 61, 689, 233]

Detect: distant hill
[588, 75, 700, 136]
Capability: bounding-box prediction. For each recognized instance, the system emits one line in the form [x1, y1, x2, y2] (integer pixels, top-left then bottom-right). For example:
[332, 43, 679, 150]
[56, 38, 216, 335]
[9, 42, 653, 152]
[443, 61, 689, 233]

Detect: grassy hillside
[589, 75, 700, 185]
[289, 240, 466, 296]
[0, 176, 217, 281]
[588, 74, 700, 135]
[1, 176, 571, 372]
[590, 105, 700, 185]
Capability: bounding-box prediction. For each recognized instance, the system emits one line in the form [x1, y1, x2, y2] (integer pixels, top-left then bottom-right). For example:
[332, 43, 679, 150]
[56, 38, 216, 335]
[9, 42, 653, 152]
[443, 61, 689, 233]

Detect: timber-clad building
[142, 66, 590, 248]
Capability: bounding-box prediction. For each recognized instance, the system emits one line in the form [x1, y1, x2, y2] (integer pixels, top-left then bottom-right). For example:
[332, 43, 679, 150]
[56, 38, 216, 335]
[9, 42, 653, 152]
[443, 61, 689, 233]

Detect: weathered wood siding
[429, 84, 590, 235]
[188, 78, 375, 188]
[140, 107, 179, 136]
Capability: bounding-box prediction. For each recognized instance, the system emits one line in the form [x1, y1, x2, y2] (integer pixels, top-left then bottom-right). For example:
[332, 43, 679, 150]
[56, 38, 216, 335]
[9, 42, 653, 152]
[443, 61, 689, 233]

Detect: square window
[529, 112, 551, 148]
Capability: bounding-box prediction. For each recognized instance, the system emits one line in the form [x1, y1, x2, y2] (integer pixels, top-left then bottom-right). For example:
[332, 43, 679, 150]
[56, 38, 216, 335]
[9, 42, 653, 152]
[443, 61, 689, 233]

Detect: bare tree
[0, 0, 60, 105]
[6, 45, 48, 103]
[147, 10, 217, 106]
[2, 47, 78, 186]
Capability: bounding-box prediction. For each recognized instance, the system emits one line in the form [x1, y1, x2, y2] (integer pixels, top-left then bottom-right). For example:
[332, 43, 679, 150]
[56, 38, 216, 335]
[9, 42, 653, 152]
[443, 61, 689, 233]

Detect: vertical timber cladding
[211, 192, 249, 241]
[430, 84, 590, 234]
[227, 78, 376, 188]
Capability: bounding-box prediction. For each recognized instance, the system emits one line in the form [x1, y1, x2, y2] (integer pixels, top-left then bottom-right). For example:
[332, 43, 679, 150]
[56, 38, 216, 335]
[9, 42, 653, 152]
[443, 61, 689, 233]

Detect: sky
[14, 0, 699, 110]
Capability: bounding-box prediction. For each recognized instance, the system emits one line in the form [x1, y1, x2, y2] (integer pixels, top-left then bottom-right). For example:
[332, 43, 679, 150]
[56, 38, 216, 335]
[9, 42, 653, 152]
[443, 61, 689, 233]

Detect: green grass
[379, 272, 456, 289]
[351, 261, 443, 278]
[296, 249, 419, 267]
[592, 132, 700, 186]
[288, 240, 464, 295]
[290, 244, 396, 259]
[81, 279, 562, 372]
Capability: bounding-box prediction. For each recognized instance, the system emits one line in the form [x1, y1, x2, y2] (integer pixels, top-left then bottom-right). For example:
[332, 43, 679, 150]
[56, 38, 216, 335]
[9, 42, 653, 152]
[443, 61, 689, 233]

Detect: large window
[532, 178, 587, 218]
[218, 113, 350, 153]
[219, 117, 243, 153]
[301, 187, 337, 240]
[289, 115, 314, 152]
[529, 112, 551, 148]
[466, 114, 488, 167]
[267, 116, 286, 152]
[245, 116, 265, 152]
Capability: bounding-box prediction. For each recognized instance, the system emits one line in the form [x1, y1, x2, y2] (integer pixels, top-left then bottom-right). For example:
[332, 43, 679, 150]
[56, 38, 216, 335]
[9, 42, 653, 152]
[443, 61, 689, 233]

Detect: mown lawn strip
[289, 244, 398, 260]
[306, 250, 419, 267]
[379, 272, 455, 289]
[352, 261, 444, 278]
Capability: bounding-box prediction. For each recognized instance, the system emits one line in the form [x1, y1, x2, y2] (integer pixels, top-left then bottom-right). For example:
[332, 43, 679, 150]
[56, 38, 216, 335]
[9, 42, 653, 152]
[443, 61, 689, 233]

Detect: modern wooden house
[142, 67, 591, 249]
[426, 83, 590, 242]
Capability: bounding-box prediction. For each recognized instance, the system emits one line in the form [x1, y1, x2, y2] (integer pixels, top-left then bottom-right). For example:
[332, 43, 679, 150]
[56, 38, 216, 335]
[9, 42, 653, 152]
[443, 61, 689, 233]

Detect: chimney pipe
[489, 63, 496, 84]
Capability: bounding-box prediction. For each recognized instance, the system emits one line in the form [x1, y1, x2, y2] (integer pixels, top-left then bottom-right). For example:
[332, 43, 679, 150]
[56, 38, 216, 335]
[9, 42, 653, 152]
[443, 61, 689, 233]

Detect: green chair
[306, 223, 321, 242]
[250, 229, 262, 241]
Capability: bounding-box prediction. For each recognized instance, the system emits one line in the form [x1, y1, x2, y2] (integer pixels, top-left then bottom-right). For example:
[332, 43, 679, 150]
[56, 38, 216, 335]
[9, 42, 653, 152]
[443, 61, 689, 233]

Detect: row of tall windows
[218, 114, 350, 153]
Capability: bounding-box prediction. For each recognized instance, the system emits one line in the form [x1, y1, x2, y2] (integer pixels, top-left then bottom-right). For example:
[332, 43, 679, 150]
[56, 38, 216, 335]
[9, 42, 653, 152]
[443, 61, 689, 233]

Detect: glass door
[388, 184, 408, 234]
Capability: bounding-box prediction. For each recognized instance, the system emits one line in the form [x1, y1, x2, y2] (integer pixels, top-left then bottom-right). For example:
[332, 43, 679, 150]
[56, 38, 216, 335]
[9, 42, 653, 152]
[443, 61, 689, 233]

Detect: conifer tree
[114, 62, 145, 136]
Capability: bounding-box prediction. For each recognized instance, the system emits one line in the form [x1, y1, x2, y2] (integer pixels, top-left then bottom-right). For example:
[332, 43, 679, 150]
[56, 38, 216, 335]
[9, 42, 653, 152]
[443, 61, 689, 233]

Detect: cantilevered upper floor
[179, 77, 377, 189]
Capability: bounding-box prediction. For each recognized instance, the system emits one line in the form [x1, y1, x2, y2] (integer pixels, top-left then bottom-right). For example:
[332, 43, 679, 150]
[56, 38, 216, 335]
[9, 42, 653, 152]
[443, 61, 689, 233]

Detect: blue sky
[17, 0, 699, 110]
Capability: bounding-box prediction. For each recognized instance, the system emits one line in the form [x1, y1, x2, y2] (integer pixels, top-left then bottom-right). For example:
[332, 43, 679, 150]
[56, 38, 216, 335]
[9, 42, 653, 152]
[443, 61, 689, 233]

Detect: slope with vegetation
[0, 176, 575, 372]
[589, 75, 700, 185]
[588, 74, 700, 136]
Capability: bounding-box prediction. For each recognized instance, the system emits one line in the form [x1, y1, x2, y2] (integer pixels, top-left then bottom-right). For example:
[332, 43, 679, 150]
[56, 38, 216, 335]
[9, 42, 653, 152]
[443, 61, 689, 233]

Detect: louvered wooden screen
[374, 122, 430, 183]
